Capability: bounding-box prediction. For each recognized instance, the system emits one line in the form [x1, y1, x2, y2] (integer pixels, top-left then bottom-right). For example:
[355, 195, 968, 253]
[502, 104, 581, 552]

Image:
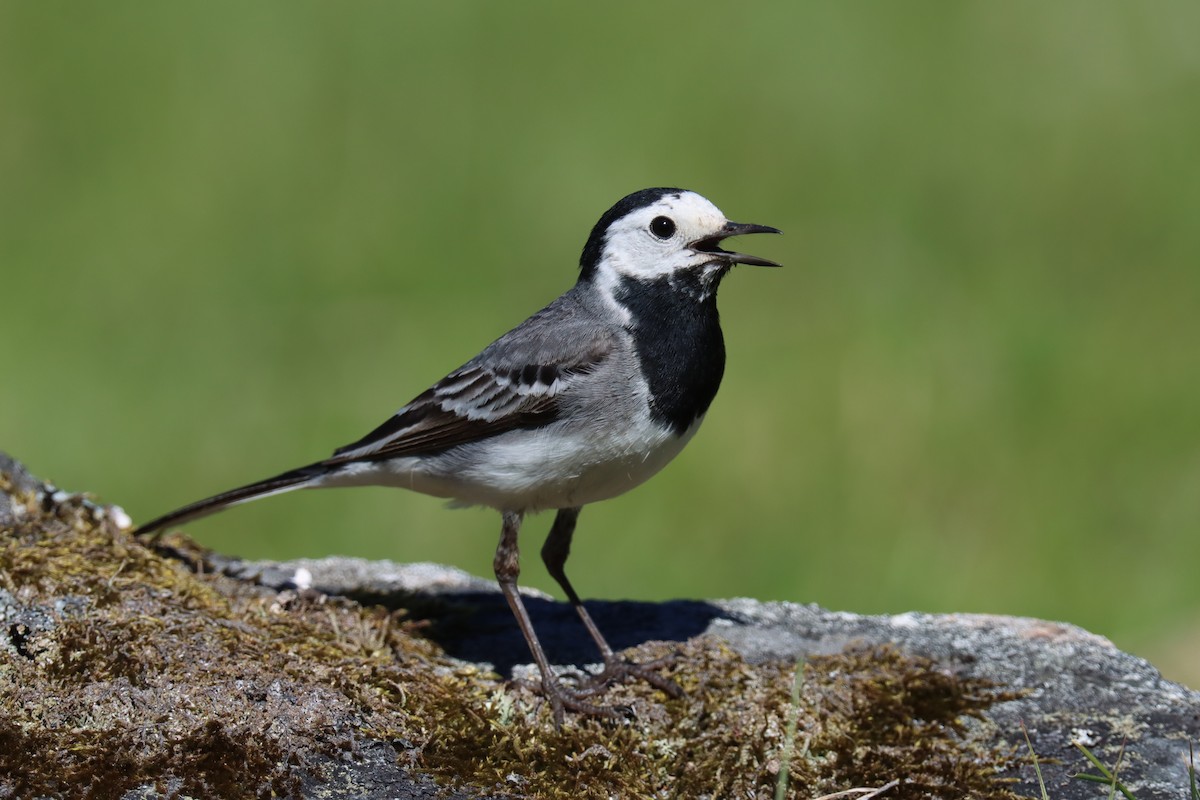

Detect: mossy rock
[5, 452, 1194, 798]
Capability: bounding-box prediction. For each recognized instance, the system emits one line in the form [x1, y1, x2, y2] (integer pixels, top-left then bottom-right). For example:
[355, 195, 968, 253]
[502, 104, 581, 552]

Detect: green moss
[1, 469, 1026, 798]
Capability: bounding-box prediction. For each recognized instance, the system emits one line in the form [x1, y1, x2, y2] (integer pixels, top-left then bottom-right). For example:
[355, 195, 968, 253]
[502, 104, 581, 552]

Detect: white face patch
[596, 191, 730, 282]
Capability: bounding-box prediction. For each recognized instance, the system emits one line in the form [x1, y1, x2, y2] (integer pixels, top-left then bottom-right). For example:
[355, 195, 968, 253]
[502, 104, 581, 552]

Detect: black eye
[650, 216, 676, 239]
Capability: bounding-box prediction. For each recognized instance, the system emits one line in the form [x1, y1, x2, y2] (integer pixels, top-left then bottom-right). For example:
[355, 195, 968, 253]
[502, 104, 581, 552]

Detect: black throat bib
[615, 271, 727, 435]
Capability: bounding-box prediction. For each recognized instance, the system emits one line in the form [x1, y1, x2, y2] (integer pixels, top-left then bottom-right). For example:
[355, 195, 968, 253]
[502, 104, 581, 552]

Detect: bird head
[579, 188, 781, 286]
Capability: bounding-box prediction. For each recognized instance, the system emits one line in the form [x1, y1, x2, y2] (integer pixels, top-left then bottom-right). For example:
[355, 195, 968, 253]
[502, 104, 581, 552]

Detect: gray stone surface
[229, 554, 1200, 799]
[713, 602, 1200, 798]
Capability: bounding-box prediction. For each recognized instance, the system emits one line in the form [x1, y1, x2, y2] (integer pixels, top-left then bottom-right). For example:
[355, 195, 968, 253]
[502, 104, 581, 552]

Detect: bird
[136, 187, 781, 724]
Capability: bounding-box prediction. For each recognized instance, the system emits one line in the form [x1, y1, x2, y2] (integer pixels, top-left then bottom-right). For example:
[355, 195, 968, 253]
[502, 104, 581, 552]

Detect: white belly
[321, 415, 703, 512]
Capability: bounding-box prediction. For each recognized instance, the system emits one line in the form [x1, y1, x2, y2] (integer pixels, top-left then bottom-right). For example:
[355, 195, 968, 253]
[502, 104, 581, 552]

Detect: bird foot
[514, 674, 634, 726]
[515, 651, 682, 726]
[578, 651, 684, 699]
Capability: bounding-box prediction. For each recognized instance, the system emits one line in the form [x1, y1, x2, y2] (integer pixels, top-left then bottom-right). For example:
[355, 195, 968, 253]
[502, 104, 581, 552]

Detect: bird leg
[493, 510, 628, 725]
[540, 507, 683, 700]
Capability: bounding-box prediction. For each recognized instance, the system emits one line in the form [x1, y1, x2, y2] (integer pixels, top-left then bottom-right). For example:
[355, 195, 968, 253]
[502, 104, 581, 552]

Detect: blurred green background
[2, 3, 1198, 686]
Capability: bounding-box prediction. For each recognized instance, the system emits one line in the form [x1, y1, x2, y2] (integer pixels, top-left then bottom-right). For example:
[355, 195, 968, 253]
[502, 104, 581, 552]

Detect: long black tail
[135, 461, 331, 539]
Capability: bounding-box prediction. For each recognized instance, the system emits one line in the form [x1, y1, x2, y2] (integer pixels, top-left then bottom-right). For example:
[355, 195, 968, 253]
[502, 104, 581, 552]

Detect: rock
[231, 555, 1200, 798]
[0, 454, 493, 800]
[3, 451, 1197, 799]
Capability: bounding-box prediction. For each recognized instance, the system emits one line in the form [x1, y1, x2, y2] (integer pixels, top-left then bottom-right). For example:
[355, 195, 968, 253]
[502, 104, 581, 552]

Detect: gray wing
[328, 289, 615, 463]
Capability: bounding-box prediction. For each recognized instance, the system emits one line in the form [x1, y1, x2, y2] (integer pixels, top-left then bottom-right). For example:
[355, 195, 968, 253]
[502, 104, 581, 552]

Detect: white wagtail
[137, 187, 781, 723]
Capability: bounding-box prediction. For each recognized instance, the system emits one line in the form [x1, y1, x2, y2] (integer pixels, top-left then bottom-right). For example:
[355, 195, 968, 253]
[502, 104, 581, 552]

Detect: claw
[585, 652, 684, 698]
[514, 650, 681, 726]
[545, 678, 633, 727]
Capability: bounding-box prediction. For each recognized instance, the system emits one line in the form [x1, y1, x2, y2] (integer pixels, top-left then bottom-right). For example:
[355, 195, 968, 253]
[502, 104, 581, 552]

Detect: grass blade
[774, 660, 805, 800]
[1071, 740, 1137, 800]
[1188, 742, 1198, 800]
[1021, 721, 1051, 800]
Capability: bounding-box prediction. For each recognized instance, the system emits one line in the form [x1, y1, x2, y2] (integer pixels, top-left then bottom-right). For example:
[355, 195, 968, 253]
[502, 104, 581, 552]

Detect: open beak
[691, 221, 782, 267]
